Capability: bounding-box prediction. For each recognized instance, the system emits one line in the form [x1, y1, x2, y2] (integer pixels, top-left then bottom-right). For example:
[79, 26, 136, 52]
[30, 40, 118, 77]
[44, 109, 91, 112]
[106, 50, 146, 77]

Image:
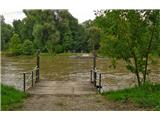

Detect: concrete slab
[27, 80, 97, 95]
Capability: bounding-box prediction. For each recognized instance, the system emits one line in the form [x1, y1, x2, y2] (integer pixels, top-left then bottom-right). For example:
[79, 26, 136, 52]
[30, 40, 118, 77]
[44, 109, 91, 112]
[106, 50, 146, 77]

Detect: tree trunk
[143, 24, 155, 83]
[133, 51, 141, 86]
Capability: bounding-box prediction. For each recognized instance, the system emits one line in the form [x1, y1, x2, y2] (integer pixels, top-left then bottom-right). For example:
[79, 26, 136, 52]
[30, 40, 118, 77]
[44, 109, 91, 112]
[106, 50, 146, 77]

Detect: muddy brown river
[1, 53, 160, 91]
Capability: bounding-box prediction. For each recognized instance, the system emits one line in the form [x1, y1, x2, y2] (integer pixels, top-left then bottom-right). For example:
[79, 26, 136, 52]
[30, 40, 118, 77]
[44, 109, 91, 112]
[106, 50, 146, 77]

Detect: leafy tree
[87, 26, 101, 71]
[73, 25, 89, 52]
[1, 15, 13, 50]
[9, 33, 22, 55]
[56, 10, 89, 52]
[3, 10, 92, 54]
[95, 10, 160, 86]
[13, 20, 23, 40]
[22, 40, 34, 55]
[88, 26, 101, 51]
[26, 10, 60, 53]
[32, 24, 44, 49]
[82, 20, 93, 28]
[54, 44, 64, 53]
[46, 31, 60, 54]
[63, 31, 74, 52]
[22, 9, 90, 53]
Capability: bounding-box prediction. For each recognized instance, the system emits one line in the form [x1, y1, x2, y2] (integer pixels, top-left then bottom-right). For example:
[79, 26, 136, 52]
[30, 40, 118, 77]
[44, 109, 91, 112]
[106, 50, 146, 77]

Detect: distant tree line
[1, 10, 97, 55]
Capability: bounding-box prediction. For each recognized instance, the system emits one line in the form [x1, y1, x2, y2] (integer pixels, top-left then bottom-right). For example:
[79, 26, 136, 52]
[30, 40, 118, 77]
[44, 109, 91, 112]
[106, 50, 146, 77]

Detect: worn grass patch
[1, 84, 27, 111]
[102, 83, 160, 110]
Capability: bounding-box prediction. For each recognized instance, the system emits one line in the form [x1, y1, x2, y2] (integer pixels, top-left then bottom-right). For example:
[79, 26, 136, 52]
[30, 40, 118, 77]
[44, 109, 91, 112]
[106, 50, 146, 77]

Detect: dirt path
[15, 80, 149, 111]
[19, 94, 151, 111]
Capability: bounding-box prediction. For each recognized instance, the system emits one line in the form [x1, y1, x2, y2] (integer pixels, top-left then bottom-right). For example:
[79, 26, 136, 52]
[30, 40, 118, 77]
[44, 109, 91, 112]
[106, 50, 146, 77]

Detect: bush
[8, 33, 22, 55]
[55, 45, 64, 53]
[22, 39, 34, 55]
[1, 84, 27, 110]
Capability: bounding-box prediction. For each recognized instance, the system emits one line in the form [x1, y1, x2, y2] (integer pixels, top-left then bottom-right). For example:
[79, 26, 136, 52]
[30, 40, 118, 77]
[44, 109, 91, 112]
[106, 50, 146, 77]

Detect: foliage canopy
[95, 10, 160, 86]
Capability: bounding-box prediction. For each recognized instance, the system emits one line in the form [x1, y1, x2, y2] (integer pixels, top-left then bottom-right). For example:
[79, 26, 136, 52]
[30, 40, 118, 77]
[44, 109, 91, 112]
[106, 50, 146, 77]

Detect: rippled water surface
[1, 54, 160, 91]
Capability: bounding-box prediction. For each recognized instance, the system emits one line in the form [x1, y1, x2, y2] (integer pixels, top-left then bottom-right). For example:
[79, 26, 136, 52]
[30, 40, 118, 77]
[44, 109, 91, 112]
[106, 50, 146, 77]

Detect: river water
[1, 54, 160, 91]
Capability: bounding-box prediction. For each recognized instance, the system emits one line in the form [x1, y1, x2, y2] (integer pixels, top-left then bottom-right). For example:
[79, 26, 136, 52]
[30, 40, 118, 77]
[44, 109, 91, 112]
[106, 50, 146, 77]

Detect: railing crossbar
[22, 49, 40, 92]
[23, 66, 39, 92]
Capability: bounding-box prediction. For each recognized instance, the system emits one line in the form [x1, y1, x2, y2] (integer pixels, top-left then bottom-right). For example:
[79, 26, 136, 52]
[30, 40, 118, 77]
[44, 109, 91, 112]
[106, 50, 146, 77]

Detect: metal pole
[93, 49, 97, 87]
[32, 71, 34, 87]
[36, 49, 40, 82]
[94, 71, 97, 87]
[90, 70, 93, 83]
[37, 55, 39, 81]
[23, 73, 26, 92]
[93, 49, 96, 71]
[99, 73, 101, 93]
[93, 50, 96, 70]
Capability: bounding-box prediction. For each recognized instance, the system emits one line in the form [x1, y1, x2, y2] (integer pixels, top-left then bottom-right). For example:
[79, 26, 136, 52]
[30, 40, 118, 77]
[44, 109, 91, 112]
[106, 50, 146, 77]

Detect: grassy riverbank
[1, 84, 27, 110]
[102, 83, 160, 110]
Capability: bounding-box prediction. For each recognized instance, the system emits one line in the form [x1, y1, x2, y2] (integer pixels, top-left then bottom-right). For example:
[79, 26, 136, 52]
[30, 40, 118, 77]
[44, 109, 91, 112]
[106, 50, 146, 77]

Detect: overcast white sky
[1, 0, 159, 25]
[1, 9, 96, 25]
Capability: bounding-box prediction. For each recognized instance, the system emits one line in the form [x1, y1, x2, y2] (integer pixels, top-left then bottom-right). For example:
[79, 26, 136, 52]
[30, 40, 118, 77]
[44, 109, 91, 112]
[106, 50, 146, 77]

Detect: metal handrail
[23, 66, 39, 92]
[22, 66, 38, 74]
[90, 68, 160, 94]
[22, 49, 40, 92]
[90, 69, 102, 93]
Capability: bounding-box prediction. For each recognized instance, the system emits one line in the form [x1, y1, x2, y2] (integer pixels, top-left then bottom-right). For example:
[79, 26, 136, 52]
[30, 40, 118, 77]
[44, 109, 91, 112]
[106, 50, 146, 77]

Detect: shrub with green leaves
[22, 39, 34, 55]
[55, 44, 64, 53]
[8, 33, 22, 55]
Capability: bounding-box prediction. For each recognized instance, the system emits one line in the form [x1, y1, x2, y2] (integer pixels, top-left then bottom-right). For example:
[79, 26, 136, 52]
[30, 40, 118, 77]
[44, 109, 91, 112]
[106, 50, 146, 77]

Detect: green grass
[102, 83, 160, 110]
[1, 84, 27, 110]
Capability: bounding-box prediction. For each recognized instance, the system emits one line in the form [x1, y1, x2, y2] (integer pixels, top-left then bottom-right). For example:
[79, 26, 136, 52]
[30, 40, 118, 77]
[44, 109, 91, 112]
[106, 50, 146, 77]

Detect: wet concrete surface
[27, 80, 97, 95]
